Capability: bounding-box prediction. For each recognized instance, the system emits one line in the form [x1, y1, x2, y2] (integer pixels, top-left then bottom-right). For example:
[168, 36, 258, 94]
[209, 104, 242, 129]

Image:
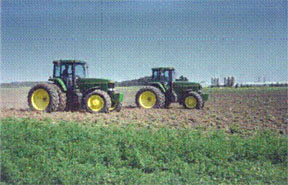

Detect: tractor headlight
[108, 82, 115, 92]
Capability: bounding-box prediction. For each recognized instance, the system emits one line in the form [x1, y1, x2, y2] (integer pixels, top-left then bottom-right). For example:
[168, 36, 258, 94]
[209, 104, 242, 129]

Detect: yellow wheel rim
[31, 89, 50, 110]
[184, 96, 197, 109]
[139, 91, 156, 109]
[87, 95, 104, 112]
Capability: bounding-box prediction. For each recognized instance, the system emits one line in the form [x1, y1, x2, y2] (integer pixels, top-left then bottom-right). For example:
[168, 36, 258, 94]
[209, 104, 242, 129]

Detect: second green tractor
[135, 67, 209, 109]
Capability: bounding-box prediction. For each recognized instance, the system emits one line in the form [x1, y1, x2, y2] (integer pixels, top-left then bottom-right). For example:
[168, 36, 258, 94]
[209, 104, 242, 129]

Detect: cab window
[160, 70, 169, 83]
[75, 64, 86, 78]
[152, 70, 160, 81]
[164, 71, 169, 82]
[61, 64, 72, 78]
[54, 64, 60, 77]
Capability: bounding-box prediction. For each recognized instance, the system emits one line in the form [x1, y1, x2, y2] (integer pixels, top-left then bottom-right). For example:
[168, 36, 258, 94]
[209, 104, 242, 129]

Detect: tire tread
[83, 89, 111, 113]
[135, 86, 165, 108]
[52, 84, 67, 111]
[27, 83, 59, 112]
[183, 91, 203, 109]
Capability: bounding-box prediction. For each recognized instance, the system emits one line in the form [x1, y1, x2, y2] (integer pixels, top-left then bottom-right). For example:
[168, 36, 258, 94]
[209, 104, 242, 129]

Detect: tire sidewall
[135, 86, 165, 109]
[183, 92, 203, 109]
[84, 90, 110, 113]
[28, 84, 57, 112]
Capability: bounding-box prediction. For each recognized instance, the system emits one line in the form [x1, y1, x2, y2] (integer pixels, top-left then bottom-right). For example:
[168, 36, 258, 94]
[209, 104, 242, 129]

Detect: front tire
[135, 86, 165, 109]
[83, 90, 111, 113]
[27, 83, 59, 112]
[183, 91, 203, 109]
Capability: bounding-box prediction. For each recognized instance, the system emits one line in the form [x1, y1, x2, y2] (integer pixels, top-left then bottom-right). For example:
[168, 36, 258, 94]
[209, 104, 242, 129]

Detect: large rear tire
[182, 91, 203, 109]
[27, 83, 59, 112]
[83, 90, 111, 113]
[135, 86, 165, 109]
[53, 84, 67, 111]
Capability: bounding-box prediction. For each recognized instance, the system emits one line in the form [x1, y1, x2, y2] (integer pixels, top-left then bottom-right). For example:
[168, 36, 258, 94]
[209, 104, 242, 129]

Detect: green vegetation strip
[1, 118, 287, 184]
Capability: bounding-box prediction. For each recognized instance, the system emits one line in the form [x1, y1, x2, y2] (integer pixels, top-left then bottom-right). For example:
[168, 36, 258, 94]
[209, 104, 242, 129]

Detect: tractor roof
[152, 67, 175, 71]
[53, 60, 87, 65]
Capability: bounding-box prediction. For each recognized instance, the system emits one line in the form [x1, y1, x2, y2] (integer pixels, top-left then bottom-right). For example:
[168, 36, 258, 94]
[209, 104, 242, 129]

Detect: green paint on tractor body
[76, 77, 123, 105]
[76, 78, 112, 93]
[148, 82, 167, 94]
[111, 93, 124, 103]
[48, 78, 67, 91]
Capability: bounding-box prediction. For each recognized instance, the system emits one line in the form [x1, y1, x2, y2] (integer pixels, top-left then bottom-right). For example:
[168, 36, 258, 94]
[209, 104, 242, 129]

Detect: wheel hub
[88, 95, 104, 112]
[139, 91, 156, 109]
[92, 99, 100, 106]
[31, 89, 50, 110]
[185, 96, 197, 109]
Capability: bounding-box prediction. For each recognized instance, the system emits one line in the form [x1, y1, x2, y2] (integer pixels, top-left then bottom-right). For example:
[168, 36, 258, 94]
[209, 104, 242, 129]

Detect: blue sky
[1, 0, 287, 84]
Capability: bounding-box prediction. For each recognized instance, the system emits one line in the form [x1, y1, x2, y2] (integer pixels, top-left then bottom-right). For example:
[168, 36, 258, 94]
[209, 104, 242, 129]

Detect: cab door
[60, 64, 73, 89]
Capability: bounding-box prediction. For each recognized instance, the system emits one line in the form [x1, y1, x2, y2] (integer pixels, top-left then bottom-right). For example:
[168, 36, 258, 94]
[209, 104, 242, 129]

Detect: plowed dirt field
[1, 87, 287, 134]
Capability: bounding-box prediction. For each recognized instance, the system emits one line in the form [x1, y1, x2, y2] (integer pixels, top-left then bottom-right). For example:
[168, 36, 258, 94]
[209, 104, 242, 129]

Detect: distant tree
[117, 76, 151, 87]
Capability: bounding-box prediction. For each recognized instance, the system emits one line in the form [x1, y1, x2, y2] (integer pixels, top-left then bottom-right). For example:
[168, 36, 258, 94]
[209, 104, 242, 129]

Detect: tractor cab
[151, 67, 175, 86]
[53, 60, 87, 89]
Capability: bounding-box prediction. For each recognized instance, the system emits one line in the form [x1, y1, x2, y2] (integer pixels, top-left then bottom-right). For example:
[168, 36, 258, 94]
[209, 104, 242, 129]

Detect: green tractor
[28, 60, 123, 113]
[135, 67, 208, 109]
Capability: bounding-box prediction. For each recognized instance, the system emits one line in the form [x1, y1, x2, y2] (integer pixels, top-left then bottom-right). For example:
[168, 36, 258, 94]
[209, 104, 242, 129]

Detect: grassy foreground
[1, 118, 287, 184]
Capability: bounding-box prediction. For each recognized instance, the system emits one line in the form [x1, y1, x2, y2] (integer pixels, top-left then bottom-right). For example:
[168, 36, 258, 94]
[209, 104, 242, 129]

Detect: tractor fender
[177, 89, 194, 105]
[81, 87, 101, 109]
[83, 87, 100, 97]
[149, 82, 166, 94]
[48, 78, 67, 92]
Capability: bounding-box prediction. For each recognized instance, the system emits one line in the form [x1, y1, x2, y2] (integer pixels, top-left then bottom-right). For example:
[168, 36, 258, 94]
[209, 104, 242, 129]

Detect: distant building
[224, 76, 235, 87]
[211, 77, 219, 87]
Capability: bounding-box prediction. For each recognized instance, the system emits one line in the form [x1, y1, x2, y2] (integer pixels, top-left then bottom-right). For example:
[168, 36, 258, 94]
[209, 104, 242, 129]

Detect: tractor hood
[77, 78, 113, 84]
[174, 81, 201, 87]
[173, 81, 202, 91]
[77, 78, 115, 93]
